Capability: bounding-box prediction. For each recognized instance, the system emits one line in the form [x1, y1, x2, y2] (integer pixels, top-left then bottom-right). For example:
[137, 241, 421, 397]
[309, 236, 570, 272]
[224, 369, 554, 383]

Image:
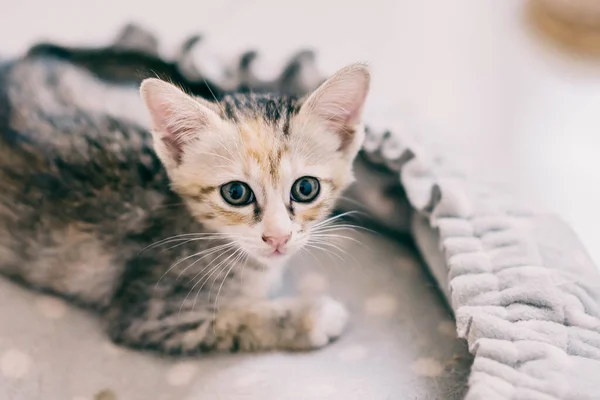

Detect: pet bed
[0, 25, 599, 400]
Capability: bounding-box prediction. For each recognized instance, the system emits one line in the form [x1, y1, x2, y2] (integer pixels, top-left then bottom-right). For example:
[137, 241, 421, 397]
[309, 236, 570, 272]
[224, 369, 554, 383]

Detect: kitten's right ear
[295, 64, 370, 158]
[140, 78, 221, 168]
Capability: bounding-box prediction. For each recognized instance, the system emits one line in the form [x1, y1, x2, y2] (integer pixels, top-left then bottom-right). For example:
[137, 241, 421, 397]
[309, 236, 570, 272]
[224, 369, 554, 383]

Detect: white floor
[4, 0, 600, 265]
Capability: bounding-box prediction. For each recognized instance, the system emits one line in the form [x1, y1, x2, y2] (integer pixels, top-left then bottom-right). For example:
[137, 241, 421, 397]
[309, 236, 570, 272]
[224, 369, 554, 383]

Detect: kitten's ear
[140, 78, 221, 168]
[297, 63, 370, 155]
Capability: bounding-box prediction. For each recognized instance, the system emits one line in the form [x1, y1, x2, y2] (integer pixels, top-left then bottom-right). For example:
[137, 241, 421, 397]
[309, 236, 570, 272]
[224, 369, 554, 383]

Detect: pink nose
[262, 233, 291, 249]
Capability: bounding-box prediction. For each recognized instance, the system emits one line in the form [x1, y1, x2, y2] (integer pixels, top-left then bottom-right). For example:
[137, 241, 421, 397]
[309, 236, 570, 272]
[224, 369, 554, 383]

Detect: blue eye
[221, 181, 254, 206]
[291, 177, 320, 203]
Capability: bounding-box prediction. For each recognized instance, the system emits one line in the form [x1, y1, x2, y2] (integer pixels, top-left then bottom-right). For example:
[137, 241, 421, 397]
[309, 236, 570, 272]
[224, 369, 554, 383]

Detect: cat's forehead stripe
[268, 145, 285, 183]
[234, 117, 291, 187]
[219, 93, 299, 128]
[239, 119, 276, 163]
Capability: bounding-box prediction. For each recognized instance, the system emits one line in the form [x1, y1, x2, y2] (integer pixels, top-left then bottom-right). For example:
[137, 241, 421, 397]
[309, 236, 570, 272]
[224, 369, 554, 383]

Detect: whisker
[211, 249, 245, 306]
[309, 233, 365, 246]
[141, 232, 240, 253]
[300, 246, 327, 271]
[162, 235, 244, 251]
[309, 238, 360, 267]
[182, 244, 237, 283]
[299, 246, 319, 266]
[163, 236, 229, 251]
[178, 247, 238, 316]
[208, 248, 243, 302]
[311, 224, 377, 235]
[239, 252, 249, 284]
[191, 248, 243, 309]
[155, 242, 236, 289]
[311, 211, 366, 229]
[172, 243, 234, 272]
[177, 243, 237, 281]
[305, 243, 344, 264]
[309, 237, 350, 253]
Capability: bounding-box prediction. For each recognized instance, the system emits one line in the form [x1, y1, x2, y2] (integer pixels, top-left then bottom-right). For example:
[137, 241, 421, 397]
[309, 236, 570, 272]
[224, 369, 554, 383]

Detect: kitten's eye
[291, 177, 320, 203]
[221, 181, 254, 206]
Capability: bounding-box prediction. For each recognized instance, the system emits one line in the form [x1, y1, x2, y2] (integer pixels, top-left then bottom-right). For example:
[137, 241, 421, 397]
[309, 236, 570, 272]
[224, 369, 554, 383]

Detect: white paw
[305, 297, 349, 348]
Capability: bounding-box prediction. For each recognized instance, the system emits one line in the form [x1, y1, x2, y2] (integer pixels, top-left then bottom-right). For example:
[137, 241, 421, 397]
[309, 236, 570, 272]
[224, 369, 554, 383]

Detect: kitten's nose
[262, 233, 291, 249]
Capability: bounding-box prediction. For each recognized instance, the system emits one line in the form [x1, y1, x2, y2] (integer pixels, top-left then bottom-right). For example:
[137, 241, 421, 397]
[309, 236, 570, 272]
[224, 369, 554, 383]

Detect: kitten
[0, 58, 370, 354]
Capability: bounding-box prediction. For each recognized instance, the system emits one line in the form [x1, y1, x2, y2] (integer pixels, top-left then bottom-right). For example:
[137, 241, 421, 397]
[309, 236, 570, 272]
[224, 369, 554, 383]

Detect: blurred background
[3, 0, 600, 264]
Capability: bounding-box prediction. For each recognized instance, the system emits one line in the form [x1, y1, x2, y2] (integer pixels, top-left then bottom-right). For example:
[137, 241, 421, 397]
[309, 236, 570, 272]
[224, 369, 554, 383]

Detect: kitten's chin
[251, 250, 295, 267]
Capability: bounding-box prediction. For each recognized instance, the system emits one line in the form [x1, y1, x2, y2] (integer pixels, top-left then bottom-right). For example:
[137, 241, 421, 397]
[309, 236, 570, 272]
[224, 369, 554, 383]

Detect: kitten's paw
[303, 296, 349, 349]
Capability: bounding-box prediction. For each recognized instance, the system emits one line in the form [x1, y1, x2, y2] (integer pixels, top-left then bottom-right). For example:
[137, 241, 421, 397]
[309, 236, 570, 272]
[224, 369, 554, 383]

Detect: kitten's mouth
[269, 249, 285, 257]
[253, 248, 293, 263]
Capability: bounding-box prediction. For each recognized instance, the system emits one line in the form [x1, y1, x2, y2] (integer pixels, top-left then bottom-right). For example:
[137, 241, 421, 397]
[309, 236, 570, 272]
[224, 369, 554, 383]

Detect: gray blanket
[353, 122, 600, 399]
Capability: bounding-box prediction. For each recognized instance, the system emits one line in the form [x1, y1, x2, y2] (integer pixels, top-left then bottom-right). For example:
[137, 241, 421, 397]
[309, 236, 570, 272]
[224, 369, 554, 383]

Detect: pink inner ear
[148, 98, 189, 162]
[310, 83, 368, 148]
[141, 78, 212, 163]
[300, 65, 370, 150]
[323, 91, 367, 127]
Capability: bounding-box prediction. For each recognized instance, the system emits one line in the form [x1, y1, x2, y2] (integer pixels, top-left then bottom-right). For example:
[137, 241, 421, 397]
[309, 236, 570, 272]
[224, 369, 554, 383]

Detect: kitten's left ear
[140, 78, 222, 169]
[296, 63, 370, 156]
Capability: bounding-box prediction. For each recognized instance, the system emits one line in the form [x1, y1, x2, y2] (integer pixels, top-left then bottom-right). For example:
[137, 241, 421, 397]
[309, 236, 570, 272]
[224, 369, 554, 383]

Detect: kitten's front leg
[215, 296, 349, 352]
[106, 291, 349, 354]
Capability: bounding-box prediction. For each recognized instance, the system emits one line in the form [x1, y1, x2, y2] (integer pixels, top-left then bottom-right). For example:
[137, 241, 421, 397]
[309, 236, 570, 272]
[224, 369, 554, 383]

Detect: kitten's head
[140, 64, 369, 266]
